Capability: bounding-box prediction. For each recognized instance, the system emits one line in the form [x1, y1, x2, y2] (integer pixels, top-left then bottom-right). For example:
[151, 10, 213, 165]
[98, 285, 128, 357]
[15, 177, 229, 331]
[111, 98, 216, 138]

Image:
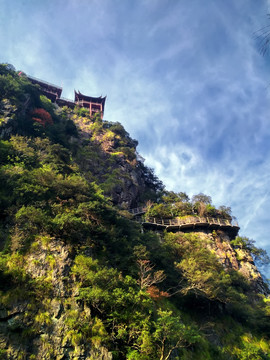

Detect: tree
[136, 259, 166, 290]
[191, 193, 214, 217]
[162, 191, 189, 204]
[145, 203, 172, 218]
[192, 193, 212, 205]
[153, 309, 200, 360]
[177, 191, 190, 202]
[218, 205, 232, 220]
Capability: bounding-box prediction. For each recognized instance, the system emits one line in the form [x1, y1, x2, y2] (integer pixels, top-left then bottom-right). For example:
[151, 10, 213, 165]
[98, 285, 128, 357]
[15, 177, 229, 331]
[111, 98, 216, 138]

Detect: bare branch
[137, 259, 166, 289]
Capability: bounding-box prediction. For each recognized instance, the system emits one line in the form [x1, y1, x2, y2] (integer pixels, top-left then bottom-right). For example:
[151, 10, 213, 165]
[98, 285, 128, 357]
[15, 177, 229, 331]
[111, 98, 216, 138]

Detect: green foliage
[0, 139, 14, 164]
[90, 117, 103, 136]
[72, 255, 152, 354]
[162, 191, 190, 204]
[153, 309, 201, 360]
[72, 254, 203, 359]
[108, 121, 128, 138]
[100, 168, 122, 193]
[145, 191, 233, 219]
[231, 236, 270, 265]
[0, 65, 39, 111]
[12, 206, 49, 250]
[146, 203, 172, 218]
[74, 105, 91, 118]
[219, 327, 270, 360]
[39, 95, 56, 114]
[163, 232, 247, 304]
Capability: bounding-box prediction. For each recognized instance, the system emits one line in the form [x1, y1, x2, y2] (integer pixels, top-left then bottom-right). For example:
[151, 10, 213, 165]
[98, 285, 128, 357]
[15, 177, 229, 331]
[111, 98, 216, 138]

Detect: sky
[1, 0, 270, 274]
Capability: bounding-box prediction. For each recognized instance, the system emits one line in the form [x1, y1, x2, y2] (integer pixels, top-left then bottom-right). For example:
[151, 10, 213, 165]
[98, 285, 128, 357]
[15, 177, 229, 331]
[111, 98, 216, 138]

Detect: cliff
[0, 64, 269, 360]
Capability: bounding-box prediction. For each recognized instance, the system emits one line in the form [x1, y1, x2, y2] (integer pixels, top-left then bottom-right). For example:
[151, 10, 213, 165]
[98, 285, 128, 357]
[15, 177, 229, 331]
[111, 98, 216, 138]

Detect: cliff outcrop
[72, 113, 161, 208]
[197, 230, 267, 294]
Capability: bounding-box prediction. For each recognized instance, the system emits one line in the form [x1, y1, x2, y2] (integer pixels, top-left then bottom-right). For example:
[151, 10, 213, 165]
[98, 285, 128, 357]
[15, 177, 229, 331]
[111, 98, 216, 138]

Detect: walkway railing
[128, 206, 239, 231]
[129, 206, 148, 215]
[136, 216, 239, 228]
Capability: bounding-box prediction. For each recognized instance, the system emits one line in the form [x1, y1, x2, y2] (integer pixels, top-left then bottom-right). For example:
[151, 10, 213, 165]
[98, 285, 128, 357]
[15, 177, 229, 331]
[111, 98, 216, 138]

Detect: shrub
[31, 108, 53, 127]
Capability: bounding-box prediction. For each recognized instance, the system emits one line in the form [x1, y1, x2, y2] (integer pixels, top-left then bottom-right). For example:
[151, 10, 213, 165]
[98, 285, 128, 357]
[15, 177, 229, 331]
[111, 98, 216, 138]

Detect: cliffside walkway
[128, 207, 240, 234]
[128, 206, 147, 216]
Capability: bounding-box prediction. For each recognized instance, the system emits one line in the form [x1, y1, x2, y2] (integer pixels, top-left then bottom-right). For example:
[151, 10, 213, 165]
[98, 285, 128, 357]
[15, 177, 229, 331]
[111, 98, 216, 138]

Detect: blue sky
[1, 0, 270, 273]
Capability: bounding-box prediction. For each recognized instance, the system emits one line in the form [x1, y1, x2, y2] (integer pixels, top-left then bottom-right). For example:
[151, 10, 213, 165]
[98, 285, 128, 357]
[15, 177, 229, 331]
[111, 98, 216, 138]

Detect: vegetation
[231, 236, 270, 266]
[0, 63, 269, 359]
[144, 191, 233, 220]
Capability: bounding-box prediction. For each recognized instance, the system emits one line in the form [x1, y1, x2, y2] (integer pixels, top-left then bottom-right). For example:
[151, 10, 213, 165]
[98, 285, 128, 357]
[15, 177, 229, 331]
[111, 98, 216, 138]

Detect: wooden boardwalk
[129, 207, 239, 234]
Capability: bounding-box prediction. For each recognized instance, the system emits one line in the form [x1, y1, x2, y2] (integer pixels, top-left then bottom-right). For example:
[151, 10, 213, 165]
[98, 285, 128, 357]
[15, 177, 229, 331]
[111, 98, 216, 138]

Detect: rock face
[194, 229, 268, 294]
[72, 115, 162, 208]
[0, 238, 113, 359]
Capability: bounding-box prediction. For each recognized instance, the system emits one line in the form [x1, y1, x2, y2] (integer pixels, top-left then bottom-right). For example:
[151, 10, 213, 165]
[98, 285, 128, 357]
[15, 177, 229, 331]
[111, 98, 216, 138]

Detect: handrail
[129, 207, 239, 228]
[133, 215, 239, 229]
[76, 100, 102, 107]
[129, 206, 148, 215]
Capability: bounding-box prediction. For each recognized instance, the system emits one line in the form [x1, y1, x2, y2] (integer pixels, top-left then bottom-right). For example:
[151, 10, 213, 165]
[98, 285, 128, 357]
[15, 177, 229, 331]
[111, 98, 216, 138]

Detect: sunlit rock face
[72, 115, 160, 209]
[191, 230, 268, 295]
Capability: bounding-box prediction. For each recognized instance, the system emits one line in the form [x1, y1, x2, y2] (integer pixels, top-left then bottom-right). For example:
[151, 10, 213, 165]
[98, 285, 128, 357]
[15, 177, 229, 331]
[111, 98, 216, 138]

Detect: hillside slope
[0, 64, 270, 360]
